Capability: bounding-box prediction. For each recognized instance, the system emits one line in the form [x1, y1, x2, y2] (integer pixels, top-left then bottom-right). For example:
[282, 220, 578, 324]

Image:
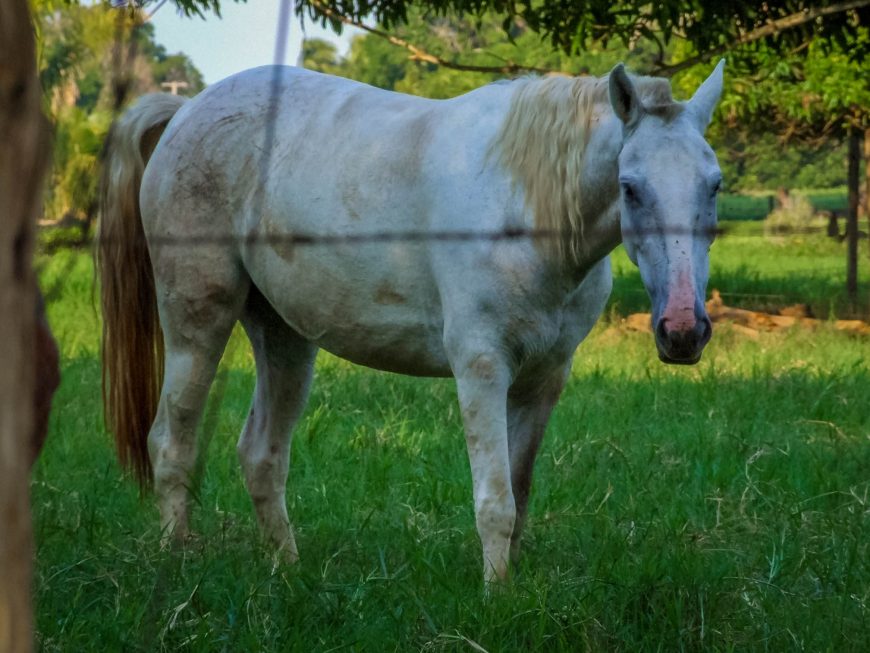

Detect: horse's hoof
[159, 524, 194, 551]
[483, 577, 511, 599]
[270, 547, 299, 574]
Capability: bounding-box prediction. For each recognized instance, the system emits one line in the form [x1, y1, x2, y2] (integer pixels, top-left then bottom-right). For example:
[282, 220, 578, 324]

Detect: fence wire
[38, 4, 862, 258]
[75, 223, 870, 249]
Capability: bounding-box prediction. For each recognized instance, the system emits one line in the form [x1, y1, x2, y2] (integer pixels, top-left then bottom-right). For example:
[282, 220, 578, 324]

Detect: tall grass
[32, 228, 870, 652]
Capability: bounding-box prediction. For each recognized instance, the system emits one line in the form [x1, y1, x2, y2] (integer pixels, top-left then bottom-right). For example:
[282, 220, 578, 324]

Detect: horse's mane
[494, 73, 682, 264]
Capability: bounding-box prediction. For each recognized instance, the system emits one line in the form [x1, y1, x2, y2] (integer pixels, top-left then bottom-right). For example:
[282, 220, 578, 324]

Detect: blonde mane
[494, 73, 681, 265]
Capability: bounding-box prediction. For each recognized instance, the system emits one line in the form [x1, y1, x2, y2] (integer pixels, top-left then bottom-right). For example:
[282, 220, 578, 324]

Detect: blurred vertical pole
[0, 0, 50, 651]
[864, 127, 870, 310]
[846, 125, 861, 302]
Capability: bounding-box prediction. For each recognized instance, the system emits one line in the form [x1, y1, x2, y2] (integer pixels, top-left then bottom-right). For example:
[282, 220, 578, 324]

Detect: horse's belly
[315, 322, 451, 377]
[291, 309, 451, 377]
[248, 247, 451, 377]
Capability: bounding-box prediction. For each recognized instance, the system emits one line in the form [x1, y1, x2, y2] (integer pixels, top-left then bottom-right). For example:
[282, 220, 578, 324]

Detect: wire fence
[26, 1, 861, 261]
[18, 7, 869, 649]
[40, 223, 866, 250]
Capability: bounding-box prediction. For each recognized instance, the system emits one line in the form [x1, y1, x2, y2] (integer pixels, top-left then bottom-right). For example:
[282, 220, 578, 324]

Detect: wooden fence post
[865, 127, 870, 309]
[846, 125, 861, 302]
[0, 0, 50, 651]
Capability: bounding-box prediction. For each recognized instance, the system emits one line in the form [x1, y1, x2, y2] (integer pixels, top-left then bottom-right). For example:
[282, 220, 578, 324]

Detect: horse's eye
[622, 182, 639, 203]
[711, 180, 722, 197]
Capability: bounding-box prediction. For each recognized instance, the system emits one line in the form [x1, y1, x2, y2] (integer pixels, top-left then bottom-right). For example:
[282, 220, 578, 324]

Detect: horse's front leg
[507, 365, 570, 563]
[452, 349, 515, 585]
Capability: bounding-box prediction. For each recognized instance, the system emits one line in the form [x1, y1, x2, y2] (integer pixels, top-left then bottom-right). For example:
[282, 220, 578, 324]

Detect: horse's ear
[609, 63, 643, 128]
[687, 59, 725, 133]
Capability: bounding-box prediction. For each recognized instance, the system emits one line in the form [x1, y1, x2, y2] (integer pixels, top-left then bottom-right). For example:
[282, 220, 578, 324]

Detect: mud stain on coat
[374, 281, 406, 305]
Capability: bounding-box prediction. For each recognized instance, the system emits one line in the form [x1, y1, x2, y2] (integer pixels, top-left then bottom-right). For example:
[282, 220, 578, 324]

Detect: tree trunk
[0, 1, 50, 651]
[865, 127, 870, 293]
[846, 125, 861, 302]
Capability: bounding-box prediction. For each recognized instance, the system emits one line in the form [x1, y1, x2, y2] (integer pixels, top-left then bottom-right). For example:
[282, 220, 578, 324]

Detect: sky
[150, 1, 362, 84]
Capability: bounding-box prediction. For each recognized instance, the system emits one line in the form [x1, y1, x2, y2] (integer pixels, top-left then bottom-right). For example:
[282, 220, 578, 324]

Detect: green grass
[33, 230, 870, 652]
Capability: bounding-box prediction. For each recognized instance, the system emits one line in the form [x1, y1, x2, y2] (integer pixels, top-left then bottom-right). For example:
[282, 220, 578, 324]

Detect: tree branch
[307, 0, 557, 75]
[309, 0, 869, 80]
[653, 0, 870, 76]
[144, 0, 169, 22]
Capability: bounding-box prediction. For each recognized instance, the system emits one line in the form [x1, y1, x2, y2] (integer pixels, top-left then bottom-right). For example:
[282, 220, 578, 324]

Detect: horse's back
[143, 66, 508, 238]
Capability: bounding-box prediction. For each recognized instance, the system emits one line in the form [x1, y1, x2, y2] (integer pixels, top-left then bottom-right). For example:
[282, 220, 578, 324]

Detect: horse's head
[609, 61, 724, 365]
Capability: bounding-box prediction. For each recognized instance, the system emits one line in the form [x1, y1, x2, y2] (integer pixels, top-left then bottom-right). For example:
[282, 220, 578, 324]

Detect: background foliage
[31, 1, 205, 227]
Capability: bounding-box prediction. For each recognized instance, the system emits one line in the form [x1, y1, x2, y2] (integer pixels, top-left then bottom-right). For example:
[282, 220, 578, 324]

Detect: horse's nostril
[699, 316, 713, 344]
[656, 318, 669, 343]
[656, 315, 709, 363]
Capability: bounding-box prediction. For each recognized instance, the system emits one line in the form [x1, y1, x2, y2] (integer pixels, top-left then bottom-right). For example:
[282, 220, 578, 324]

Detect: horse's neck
[567, 109, 623, 280]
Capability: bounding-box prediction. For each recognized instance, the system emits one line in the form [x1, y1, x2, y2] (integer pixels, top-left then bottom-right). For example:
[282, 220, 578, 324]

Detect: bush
[37, 224, 93, 253]
[764, 194, 818, 236]
[716, 188, 848, 224]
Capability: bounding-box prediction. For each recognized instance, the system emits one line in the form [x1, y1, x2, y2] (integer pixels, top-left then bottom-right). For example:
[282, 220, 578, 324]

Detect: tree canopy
[128, 0, 869, 72]
[296, 0, 869, 67]
[300, 10, 856, 192]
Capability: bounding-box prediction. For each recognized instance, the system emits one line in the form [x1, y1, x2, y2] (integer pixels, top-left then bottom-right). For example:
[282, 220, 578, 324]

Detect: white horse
[98, 61, 724, 584]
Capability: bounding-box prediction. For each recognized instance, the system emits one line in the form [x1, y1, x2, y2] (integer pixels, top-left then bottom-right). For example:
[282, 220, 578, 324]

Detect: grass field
[33, 223, 869, 651]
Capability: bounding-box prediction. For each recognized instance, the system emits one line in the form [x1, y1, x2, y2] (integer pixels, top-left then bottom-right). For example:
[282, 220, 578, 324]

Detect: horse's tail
[97, 93, 186, 487]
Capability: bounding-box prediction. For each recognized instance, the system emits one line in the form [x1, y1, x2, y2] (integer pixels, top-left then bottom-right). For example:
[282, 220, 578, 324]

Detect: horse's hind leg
[149, 253, 248, 542]
[238, 287, 317, 562]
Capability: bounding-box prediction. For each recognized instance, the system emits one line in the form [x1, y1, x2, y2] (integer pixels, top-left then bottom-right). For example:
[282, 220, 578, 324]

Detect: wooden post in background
[846, 125, 861, 302]
[0, 0, 50, 651]
[865, 127, 870, 311]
